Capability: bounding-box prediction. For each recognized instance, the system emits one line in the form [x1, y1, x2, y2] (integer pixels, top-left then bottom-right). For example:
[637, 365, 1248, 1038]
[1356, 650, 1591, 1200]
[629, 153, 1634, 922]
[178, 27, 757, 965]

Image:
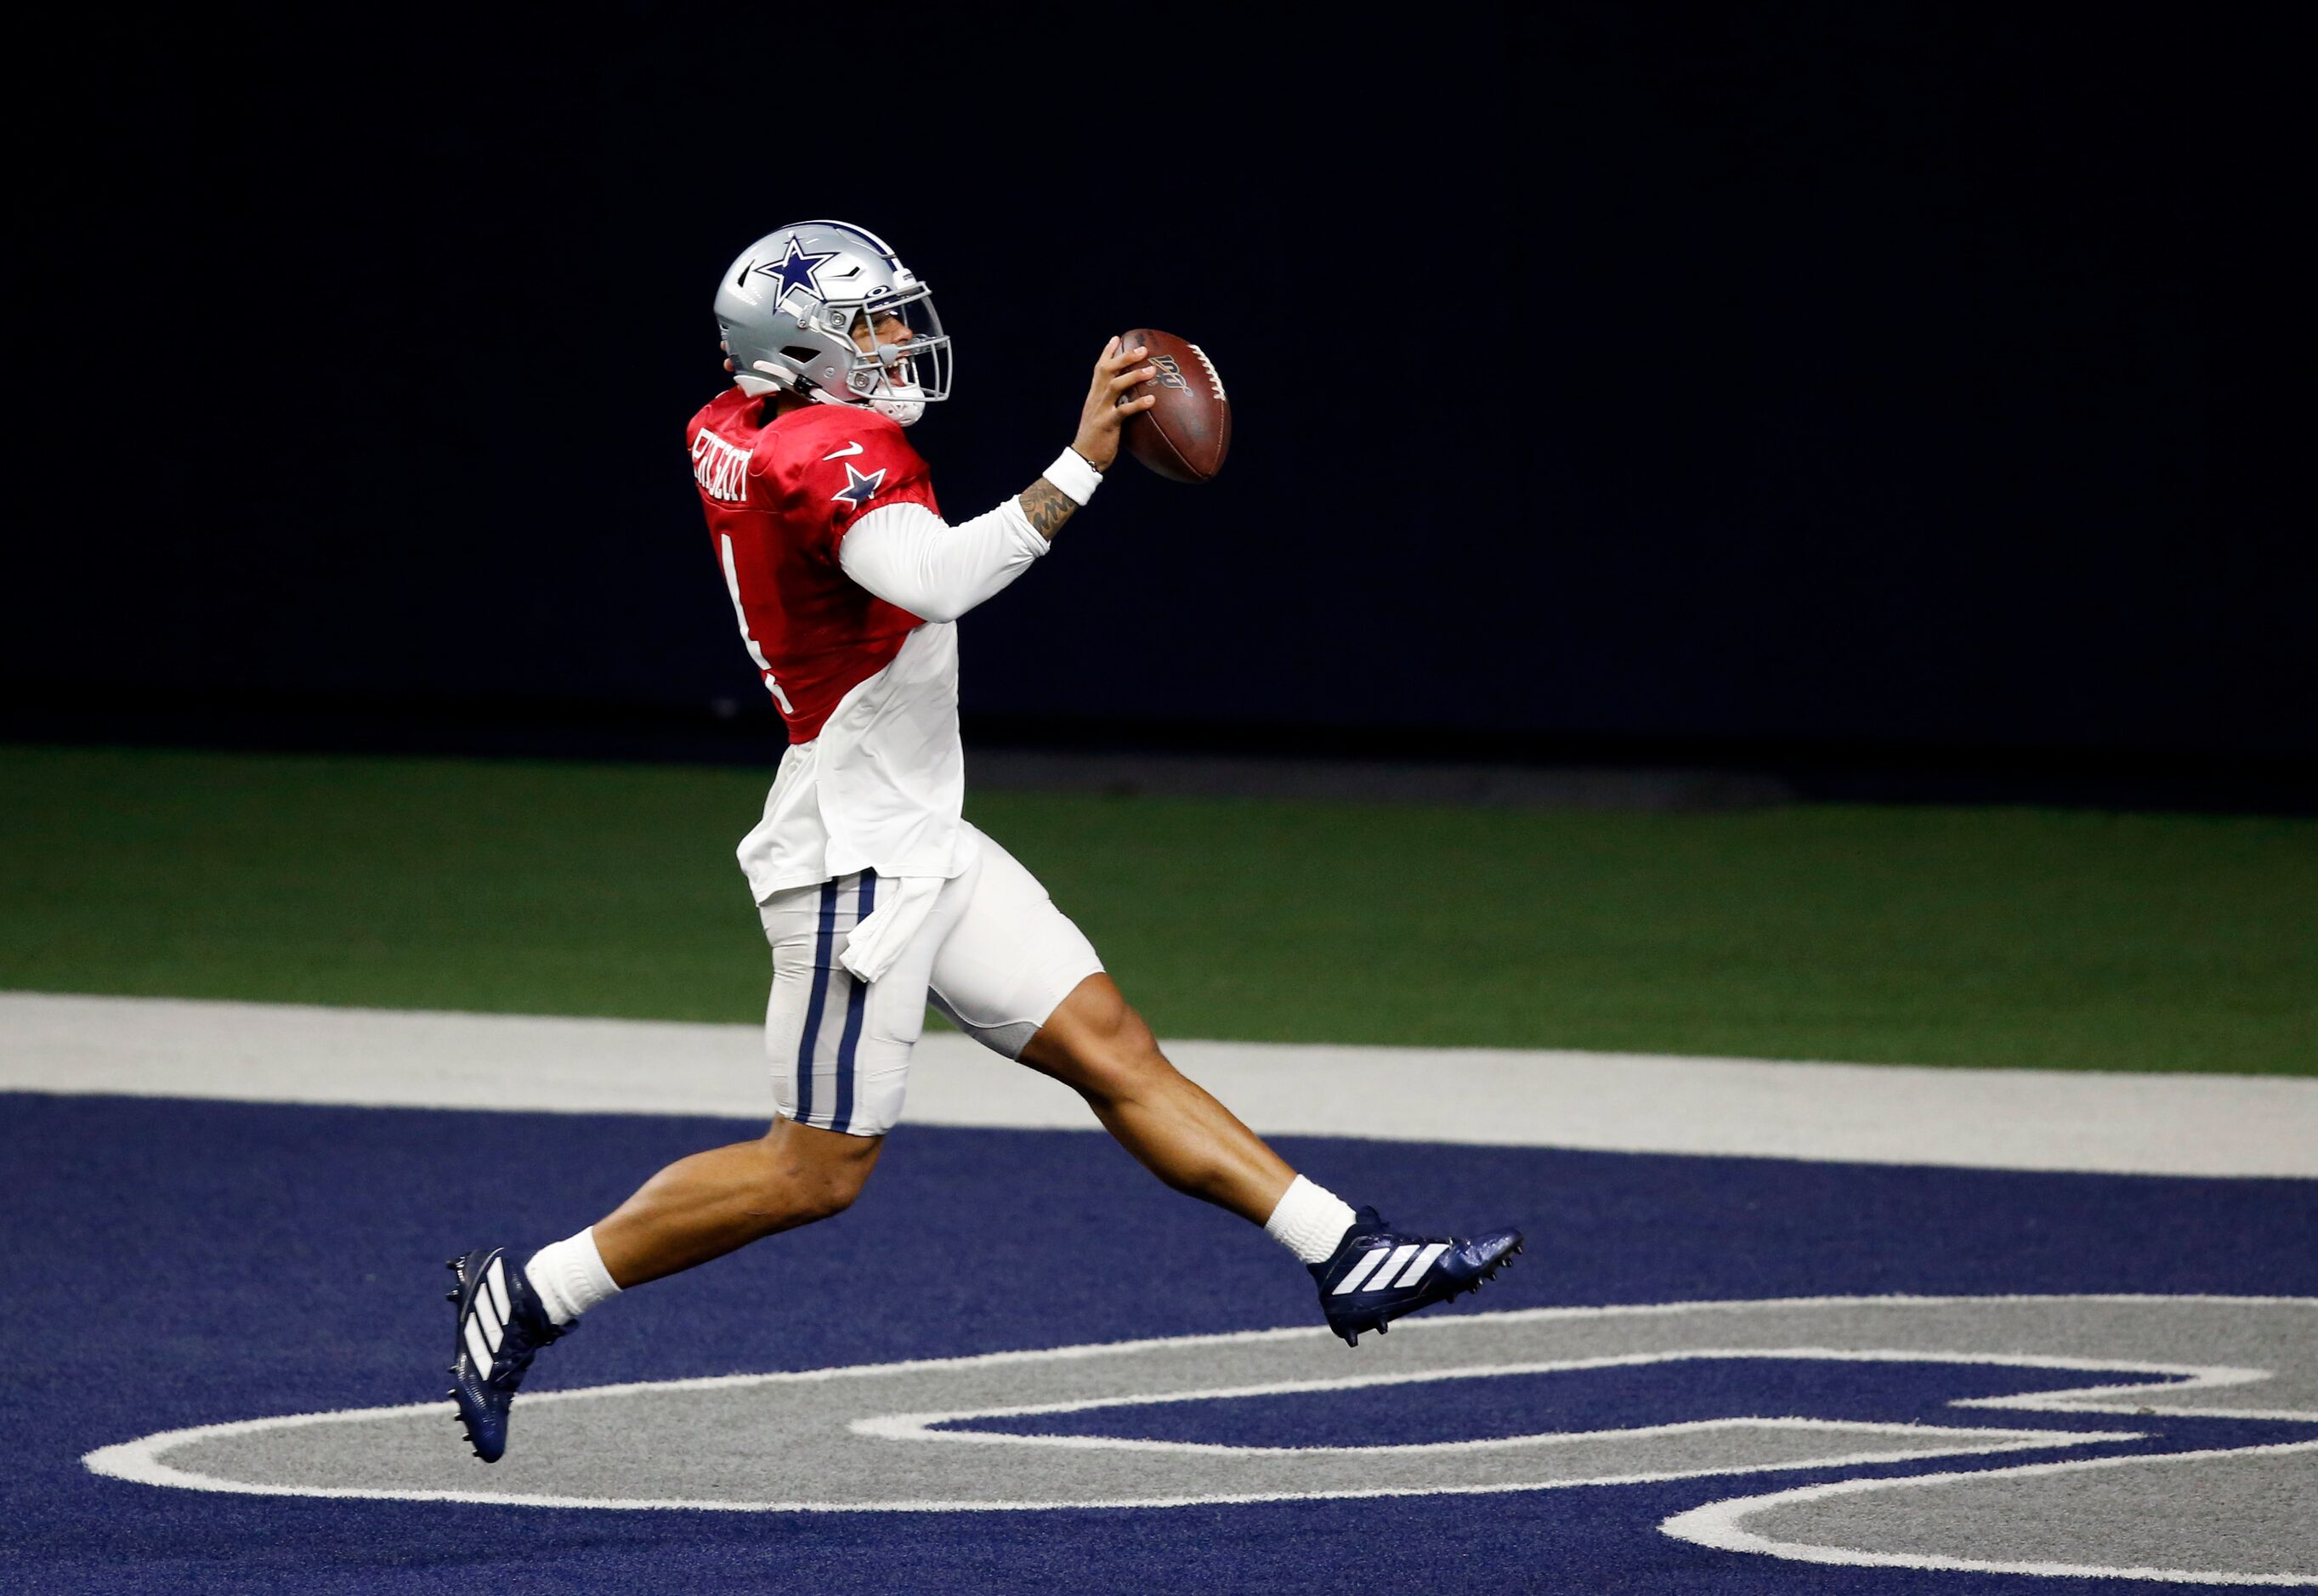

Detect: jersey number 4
[719, 535, 796, 716]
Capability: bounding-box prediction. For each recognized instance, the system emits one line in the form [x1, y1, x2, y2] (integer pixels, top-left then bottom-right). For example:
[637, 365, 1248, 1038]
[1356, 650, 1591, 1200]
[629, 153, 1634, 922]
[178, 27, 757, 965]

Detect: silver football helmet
[713, 220, 951, 427]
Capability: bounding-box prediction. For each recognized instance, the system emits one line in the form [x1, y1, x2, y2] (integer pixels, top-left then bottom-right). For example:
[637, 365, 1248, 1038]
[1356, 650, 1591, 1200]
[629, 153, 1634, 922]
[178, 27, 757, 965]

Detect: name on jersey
[691, 428, 750, 503]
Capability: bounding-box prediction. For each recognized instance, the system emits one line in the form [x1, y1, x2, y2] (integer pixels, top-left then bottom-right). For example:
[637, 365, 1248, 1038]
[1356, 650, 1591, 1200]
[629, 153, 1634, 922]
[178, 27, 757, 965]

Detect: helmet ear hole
[780, 345, 822, 365]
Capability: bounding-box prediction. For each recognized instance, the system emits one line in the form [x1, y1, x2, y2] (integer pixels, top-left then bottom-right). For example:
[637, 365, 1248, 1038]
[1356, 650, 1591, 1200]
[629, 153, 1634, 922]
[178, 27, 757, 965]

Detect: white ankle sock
[524, 1226, 621, 1327]
[1264, 1175, 1359, 1265]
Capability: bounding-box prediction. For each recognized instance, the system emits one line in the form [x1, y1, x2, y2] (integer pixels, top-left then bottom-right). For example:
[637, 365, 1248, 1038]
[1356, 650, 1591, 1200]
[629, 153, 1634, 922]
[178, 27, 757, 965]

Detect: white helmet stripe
[792, 218, 900, 265]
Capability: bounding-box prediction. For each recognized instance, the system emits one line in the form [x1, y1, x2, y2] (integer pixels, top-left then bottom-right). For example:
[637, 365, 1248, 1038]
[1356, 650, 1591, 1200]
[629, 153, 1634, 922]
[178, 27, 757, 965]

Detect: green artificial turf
[3, 743, 2312, 1073]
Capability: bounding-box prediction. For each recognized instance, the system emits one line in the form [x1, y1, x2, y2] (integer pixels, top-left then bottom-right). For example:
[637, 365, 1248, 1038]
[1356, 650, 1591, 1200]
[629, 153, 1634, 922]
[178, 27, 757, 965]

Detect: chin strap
[870, 389, 926, 427]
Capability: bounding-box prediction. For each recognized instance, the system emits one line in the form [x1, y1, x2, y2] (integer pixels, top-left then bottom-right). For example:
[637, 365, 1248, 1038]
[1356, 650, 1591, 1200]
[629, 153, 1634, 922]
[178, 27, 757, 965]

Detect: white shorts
[758, 823, 1103, 1137]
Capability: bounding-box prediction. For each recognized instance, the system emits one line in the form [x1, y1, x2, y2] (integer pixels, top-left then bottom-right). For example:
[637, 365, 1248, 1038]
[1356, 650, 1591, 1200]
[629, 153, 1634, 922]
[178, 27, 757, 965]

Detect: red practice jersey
[686, 392, 939, 742]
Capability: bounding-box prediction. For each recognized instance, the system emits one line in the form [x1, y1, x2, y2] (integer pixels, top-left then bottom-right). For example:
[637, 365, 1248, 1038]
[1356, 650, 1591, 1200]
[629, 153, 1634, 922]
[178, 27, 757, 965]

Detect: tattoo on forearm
[1021, 478, 1077, 540]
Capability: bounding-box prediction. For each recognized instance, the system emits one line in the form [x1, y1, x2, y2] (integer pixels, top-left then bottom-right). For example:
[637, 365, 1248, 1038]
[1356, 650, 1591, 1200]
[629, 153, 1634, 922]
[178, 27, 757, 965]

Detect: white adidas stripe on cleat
[1330, 1248, 1387, 1294]
[1368, 1243, 1420, 1290]
[1393, 1242, 1450, 1288]
[462, 1311, 493, 1372]
[1330, 1240, 1454, 1294]
[485, 1256, 511, 1326]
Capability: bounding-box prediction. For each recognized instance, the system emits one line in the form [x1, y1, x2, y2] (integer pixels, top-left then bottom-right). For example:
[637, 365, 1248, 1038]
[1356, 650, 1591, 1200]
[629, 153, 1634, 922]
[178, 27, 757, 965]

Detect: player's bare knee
[760, 1120, 880, 1222]
[755, 1153, 868, 1224]
[807, 1162, 870, 1220]
[819, 1140, 881, 1213]
[1068, 1008, 1176, 1107]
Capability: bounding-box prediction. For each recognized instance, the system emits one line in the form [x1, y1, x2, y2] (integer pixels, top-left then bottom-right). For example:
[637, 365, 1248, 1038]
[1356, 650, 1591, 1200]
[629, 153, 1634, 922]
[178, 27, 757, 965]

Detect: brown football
[1118, 328, 1231, 483]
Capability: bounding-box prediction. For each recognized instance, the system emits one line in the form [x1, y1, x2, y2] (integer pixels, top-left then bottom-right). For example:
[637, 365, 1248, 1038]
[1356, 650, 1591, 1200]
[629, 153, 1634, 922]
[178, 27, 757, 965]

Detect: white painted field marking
[81, 1297, 2191, 1509]
[852, 1412, 2101, 1462]
[845, 1343, 2278, 1455]
[79, 1292, 2316, 1589]
[1661, 1441, 2318, 1588]
[8, 991, 2317, 1175]
[844, 1346, 2184, 1456]
[84, 1401, 2100, 1514]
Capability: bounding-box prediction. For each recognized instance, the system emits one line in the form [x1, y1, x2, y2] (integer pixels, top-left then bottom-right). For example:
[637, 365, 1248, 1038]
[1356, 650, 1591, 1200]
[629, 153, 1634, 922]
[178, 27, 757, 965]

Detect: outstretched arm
[839, 338, 1158, 620]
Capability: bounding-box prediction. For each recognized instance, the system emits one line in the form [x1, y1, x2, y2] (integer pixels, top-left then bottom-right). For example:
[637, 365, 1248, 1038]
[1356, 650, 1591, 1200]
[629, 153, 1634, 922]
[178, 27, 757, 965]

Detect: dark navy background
[12, 8, 2304, 771]
[5, 1092, 2314, 1593]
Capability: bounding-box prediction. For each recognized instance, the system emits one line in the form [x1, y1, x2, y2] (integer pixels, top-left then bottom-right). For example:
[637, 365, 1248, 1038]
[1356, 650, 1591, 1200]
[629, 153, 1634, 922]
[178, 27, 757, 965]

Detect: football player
[443, 221, 1522, 1463]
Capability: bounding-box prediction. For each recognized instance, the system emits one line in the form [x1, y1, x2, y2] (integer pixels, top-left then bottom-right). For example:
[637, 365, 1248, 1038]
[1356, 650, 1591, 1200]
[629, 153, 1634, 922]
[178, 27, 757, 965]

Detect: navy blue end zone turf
[3, 1092, 2314, 1594]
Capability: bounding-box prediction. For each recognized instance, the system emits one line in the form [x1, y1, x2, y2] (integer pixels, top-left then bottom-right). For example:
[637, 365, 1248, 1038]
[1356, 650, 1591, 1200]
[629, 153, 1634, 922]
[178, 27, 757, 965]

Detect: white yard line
[3, 990, 2314, 1178]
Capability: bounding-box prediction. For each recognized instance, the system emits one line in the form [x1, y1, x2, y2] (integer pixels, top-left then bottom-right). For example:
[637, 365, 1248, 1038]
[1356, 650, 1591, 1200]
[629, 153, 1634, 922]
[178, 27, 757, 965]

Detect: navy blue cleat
[443, 1246, 568, 1463]
[1311, 1207, 1524, 1347]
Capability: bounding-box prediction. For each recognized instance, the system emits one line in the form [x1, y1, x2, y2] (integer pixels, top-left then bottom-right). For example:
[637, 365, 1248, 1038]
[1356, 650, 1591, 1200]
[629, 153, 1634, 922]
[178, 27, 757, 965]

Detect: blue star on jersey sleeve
[830, 462, 888, 513]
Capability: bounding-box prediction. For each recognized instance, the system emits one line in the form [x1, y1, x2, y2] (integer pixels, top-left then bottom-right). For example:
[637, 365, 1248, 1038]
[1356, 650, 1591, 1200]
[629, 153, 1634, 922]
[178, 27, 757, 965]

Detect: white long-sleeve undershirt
[837, 497, 1050, 624]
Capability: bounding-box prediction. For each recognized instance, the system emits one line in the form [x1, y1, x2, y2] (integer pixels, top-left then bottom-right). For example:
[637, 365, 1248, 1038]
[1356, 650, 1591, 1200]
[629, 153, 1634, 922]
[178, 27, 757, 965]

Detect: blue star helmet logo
[830, 461, 887, 512]
[752, 235, 840, 302]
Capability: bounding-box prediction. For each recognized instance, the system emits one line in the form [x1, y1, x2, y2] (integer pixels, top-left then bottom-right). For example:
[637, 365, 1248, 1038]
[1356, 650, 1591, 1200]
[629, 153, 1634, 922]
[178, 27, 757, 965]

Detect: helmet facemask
[841, 288, 950, 427]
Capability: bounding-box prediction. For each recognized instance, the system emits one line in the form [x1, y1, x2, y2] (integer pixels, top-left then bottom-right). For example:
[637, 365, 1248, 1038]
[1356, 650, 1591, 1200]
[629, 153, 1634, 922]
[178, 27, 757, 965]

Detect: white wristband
[1041, 447, 1103, 507]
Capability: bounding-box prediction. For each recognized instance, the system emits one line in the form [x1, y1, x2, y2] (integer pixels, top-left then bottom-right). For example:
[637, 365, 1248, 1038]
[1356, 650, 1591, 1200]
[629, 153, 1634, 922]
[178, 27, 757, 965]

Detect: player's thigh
[847, 857, 978, 1130]
[763, 870, 970, 1140]
[928, 825, 1104, 1061]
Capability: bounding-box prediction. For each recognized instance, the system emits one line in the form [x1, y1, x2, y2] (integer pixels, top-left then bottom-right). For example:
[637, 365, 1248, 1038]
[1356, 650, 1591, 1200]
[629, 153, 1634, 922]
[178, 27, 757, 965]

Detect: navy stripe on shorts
[830, 873, 875, 1134]
[794, 877, 842, 1126]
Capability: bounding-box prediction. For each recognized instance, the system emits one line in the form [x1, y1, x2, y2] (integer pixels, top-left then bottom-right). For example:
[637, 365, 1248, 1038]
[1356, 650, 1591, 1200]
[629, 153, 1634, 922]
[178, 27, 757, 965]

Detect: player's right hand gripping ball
[1119, 329, 1231, 483]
